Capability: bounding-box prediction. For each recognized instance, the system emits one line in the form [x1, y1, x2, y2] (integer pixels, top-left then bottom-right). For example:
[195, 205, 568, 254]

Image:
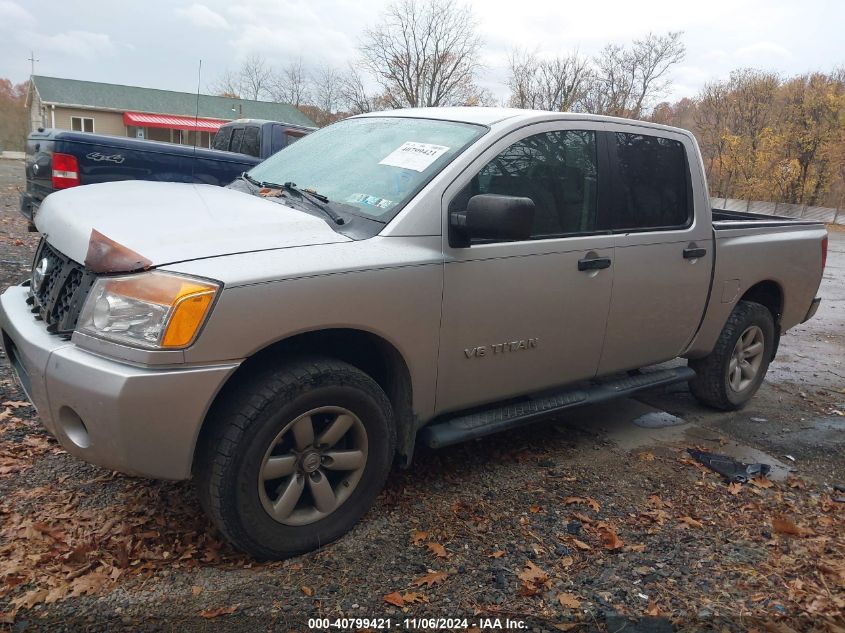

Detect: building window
[71, 116, 95, 133]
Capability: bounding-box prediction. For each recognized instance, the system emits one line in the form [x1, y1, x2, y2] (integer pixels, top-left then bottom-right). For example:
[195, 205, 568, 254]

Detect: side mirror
[450, 194, 535, 246]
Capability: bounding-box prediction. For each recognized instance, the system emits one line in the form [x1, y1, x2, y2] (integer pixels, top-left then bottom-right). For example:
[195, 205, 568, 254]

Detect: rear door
[596, 127, 713, 375]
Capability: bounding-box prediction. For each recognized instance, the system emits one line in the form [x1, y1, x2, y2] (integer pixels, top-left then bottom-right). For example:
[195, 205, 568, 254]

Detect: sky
[1, 0, 842, 105]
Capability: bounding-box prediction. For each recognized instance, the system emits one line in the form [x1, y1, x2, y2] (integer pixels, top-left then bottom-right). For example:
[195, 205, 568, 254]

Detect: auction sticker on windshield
[379, 142, 450, 172]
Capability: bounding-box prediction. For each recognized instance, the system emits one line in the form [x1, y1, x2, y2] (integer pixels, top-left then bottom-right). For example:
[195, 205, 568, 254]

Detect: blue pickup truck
[21, 118, 314, 222]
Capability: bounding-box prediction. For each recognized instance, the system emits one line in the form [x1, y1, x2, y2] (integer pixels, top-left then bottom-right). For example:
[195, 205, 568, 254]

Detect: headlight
[78, 271, 220, 349]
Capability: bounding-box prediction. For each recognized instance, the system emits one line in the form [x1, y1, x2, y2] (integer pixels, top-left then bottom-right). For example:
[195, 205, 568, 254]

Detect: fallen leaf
[383, 591, 405, 607]
[2, 401, 30, 409]
[645, 602, 661, 616]
[518, 583, 540, 597]
[411, 530, 428, 545]
[678, 516, 703, 529]
[191, 586, 203, 596]
[558, 592, 581, 609]
[426, 542, 447, 558]
[529, 504, 541, 513]
[489, 550, 506, 558]
[598, 526, 624, 550]
[301, 586, 313, 596]
[564, 496, 600, 512]
[571, 539, 591, 551]
[750, 476, 774, 489]
[728, 482, 743, 495]
[10, 589, 48, 610]
[199, 605, 238, 619]
[69, 572, 108, 598]
[411, 571, 448, 587]
[638, 451, 655, 461]
[518, 560, 549, 585]
[571, 512, 593, 524]
[772, 516, 813, 537]
[401, 592, 427, 604]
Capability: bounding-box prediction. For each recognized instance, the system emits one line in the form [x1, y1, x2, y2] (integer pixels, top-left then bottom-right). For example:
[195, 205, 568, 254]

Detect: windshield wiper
[238, 172, 264, 188]
[281, 182, 345, 226]
[240, 173, 345, 226]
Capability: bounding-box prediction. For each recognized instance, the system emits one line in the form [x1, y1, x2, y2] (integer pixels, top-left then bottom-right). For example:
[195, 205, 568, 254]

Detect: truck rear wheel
[688, 300, 775, 411]
[195, 357, 395, 560]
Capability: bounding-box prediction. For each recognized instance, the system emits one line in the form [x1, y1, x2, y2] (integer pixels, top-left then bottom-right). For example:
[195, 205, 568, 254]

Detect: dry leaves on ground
[426, 542, 447, 558]
[410, 571, 448, 588]
[557, 592, 581, 609]
[199, 605, 238, 618]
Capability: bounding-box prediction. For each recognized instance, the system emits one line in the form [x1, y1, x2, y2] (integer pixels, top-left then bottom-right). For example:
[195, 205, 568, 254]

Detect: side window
[240, 126, 260, 157]
[452, 130, 598, 240]
[229, 127, 245, 154]
[212, 127, 232, 151]
[611, 133, 691, 230]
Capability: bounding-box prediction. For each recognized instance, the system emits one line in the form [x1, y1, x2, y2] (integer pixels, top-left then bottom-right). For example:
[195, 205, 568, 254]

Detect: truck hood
[34, 180, 350, 269]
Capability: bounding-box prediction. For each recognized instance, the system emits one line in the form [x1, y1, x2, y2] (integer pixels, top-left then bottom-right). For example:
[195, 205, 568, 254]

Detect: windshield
[247, 117, 487, 221]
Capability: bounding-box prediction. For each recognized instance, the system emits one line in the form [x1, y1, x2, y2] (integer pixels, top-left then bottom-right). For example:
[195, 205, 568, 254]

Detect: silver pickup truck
[0, 108, 827, 559]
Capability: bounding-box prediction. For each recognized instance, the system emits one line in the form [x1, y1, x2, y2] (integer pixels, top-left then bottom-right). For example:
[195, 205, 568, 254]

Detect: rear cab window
[229, 128, 245, 154]
[608, 132, 692, 231]
[212, 127, 233, 151]
[240, 127, 260, 157]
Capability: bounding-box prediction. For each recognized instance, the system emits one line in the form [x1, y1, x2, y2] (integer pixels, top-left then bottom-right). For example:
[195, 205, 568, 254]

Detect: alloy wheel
[258, 406, 368, 526]
[727, 325, 765, 392]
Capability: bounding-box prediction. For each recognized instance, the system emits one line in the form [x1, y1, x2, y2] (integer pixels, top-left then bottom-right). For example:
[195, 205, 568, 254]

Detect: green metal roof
[30, 75, 315, 128]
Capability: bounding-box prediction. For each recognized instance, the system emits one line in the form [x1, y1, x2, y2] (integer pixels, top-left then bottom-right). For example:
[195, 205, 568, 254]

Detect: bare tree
[339, 66, 375, 114]
[212, 54, 272, 100]
[507, 49, 590, 111]
[268, 59, 311, 107]
[313, 65, 343, 115]
[584, 32, 685, 118]
[360, 0, 484, 108]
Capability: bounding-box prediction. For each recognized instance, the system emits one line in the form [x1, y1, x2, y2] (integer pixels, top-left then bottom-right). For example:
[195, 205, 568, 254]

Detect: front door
[436, 123, 615, 415]
[597, 128, 714, 375]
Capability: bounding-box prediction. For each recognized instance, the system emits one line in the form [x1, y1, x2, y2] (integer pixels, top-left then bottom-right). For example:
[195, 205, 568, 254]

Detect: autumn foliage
[652, 69, 845, 209]
[0, 79, 28, 152]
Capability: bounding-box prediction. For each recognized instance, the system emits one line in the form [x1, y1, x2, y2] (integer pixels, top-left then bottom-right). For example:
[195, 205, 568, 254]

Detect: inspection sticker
[347, 193, 396, 209]
[379, 141, 450, 172]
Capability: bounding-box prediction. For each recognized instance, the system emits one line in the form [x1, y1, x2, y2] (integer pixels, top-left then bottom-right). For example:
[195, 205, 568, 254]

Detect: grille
[28, 240, 96, 336]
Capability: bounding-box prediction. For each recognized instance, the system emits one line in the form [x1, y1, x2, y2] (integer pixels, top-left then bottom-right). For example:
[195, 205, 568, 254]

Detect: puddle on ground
[555, 397, 793, 481]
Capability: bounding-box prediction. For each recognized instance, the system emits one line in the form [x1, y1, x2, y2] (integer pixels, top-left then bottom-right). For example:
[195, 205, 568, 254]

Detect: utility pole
[28, 51, 39, 76]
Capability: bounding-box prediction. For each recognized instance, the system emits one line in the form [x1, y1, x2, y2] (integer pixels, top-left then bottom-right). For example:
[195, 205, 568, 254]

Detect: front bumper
[0, 284, 240, 480]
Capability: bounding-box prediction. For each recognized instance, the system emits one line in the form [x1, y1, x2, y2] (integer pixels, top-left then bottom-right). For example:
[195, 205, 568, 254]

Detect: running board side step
[420, 366, 696, 449]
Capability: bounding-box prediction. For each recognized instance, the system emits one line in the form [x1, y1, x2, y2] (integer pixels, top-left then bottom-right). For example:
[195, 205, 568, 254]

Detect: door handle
[683, 247, 707, 259]
[578, 257, 612, 271]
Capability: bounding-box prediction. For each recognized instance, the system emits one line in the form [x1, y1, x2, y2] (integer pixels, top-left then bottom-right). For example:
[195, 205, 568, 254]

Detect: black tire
[195, 357, 395, 560]
[688, 300, 775, 411]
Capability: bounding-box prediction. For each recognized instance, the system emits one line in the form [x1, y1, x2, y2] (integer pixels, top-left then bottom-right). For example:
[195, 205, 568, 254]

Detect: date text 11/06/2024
[307, 617, 529, 629]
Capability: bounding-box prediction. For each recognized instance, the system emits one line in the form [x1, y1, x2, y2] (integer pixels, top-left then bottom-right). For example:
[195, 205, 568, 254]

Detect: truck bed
[712, 207, 825, 230]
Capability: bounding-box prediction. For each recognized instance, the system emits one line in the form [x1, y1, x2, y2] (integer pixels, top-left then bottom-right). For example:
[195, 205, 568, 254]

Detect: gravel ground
[0, 158, 843, 632]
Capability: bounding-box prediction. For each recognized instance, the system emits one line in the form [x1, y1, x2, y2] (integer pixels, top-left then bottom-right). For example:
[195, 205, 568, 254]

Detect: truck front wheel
[195, 357, 395, 560]
[688, 300, 775, 411]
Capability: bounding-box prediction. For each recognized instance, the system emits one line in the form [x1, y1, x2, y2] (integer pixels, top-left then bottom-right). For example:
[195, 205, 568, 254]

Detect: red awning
[123, 112, 226, 132]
